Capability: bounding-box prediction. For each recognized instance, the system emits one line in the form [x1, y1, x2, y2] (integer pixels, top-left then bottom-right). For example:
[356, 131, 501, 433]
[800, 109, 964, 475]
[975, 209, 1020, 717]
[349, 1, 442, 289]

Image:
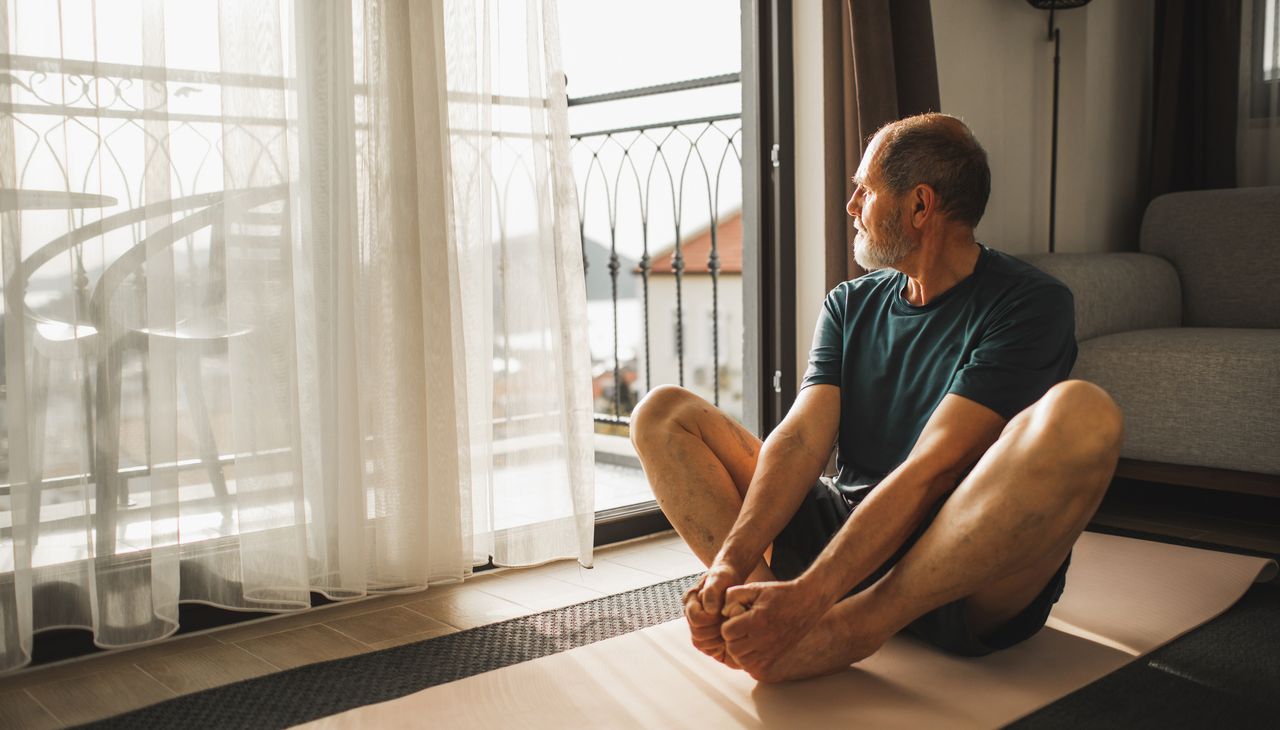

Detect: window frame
[1247, 0, 1280, 119]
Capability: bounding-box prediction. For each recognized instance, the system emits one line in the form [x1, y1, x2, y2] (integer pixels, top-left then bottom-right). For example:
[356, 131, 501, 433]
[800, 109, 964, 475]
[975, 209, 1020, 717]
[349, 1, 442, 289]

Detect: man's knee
[1028, 380, 1124, 464]
[630, 384, 703, 452]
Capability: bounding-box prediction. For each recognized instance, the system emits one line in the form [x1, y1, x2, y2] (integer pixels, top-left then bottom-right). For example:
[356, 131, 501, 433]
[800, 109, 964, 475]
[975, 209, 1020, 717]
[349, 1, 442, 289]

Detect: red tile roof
[640, 211, 742, 275]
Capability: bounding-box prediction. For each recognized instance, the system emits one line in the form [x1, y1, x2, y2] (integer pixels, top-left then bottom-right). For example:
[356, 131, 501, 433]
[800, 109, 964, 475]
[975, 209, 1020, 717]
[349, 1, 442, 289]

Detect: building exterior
[636, 212, 744, 421]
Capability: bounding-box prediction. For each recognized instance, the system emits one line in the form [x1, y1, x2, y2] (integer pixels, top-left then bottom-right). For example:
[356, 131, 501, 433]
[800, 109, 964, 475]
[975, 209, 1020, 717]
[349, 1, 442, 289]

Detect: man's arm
[687, 383, 840, 616]
[796, 280, 1076, 602]
[797, 393, 1006, 606]
[715, 393, 1007, 675]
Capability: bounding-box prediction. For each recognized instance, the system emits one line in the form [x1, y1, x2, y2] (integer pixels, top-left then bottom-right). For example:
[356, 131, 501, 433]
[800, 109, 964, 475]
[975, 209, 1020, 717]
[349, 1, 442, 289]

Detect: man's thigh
[961, 532, 1075, 639]
[904, 493, 1074, 656]
[932, 382, 1113, 651]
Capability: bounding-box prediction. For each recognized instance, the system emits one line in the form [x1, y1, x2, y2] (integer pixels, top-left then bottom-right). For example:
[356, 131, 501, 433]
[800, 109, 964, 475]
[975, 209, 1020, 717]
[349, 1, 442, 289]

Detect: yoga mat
[301, 533, 1275, 729]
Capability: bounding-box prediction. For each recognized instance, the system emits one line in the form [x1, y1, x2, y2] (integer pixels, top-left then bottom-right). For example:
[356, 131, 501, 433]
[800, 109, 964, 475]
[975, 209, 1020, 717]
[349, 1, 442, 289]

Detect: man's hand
[683, 561, 747, 667]
[719, 580, 829, 681]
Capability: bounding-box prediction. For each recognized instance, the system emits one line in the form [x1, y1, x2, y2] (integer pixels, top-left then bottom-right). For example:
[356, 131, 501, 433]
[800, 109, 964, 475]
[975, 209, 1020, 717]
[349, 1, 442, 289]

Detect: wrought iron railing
[568, 74, 743, 428]
[0, 54, 741, 487]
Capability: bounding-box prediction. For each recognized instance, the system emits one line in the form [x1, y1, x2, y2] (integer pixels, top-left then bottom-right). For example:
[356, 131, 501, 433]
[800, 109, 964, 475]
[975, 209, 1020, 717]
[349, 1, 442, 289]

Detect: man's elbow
[762, 423, 830, 467]
[901, 445, 984, 501]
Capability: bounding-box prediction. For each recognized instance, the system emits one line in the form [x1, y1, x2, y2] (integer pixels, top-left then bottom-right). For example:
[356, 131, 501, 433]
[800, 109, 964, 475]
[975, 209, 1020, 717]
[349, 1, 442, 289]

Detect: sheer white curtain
[1239, 0, 1280, 185]
[0, 0, 592, 674]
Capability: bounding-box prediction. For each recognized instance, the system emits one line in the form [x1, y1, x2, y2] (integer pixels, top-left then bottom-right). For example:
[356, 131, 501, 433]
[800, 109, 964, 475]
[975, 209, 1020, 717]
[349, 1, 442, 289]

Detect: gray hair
[874, 113, 991, 228]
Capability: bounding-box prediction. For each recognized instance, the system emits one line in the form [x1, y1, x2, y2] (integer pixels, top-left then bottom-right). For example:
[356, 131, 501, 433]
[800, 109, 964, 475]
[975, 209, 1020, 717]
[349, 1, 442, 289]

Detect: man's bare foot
[743, 600, 888, 684]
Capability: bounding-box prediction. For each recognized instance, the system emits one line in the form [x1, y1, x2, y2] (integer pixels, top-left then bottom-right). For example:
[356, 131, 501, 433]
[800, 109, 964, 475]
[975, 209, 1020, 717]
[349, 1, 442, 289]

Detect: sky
[556, 0, 741, 101]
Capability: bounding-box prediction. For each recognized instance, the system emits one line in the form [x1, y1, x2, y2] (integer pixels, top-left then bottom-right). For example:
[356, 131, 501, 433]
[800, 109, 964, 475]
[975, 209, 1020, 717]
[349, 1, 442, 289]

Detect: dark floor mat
[82, 575, 700, 729]
[1010, 576, 1280, 729]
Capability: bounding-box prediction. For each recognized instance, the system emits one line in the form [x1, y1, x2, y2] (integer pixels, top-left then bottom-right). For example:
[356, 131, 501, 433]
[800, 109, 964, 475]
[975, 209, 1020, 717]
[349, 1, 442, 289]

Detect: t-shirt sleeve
[947, 283, 1077, 419]
[800, 290, 845, 390]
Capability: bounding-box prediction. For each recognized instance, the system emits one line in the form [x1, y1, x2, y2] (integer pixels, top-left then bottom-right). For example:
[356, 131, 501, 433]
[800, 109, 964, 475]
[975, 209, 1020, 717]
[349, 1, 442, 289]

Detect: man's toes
[691, 619, 721, 635]
[693, 635, 723, 654]
[686, 606, 719, 627]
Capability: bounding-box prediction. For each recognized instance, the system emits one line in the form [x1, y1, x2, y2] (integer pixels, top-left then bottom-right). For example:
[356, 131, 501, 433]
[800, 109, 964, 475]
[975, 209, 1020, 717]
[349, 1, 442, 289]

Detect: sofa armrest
[1020, 253, 1181, 341]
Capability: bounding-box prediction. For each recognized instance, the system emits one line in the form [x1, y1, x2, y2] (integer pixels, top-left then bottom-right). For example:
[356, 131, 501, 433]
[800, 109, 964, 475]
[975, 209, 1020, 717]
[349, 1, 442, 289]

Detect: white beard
[852, 216, 916, 271]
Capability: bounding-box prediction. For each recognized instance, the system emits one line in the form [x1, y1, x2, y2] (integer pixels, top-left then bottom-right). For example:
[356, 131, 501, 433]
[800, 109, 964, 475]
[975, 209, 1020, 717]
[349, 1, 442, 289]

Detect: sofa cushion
[1070, 328, 1280, 475]
[1140, 186, 1280, 329]
[1022, 253, 1181, 342]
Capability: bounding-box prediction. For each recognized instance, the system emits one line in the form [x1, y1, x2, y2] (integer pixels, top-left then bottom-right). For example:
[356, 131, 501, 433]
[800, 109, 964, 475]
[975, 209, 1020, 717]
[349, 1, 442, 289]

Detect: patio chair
[10, 186, 289, 551]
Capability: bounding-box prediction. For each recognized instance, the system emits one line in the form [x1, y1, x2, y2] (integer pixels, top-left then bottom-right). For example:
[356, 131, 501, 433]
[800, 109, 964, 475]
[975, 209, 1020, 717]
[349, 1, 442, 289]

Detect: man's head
[847, 113, 990, 270]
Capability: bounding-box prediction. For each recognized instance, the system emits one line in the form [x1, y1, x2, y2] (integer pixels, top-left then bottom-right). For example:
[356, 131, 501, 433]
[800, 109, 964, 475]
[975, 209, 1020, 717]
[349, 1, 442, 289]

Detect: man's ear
[911, 184, 935, 228]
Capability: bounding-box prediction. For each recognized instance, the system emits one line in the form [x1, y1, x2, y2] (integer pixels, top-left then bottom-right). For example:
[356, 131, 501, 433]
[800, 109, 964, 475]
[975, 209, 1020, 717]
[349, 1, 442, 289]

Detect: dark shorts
[768, 480, 1071, 657]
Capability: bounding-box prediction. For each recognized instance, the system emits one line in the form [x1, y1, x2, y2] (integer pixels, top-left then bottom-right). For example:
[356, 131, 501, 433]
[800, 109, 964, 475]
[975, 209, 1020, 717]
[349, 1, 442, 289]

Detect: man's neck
[896, 231, 982, 307]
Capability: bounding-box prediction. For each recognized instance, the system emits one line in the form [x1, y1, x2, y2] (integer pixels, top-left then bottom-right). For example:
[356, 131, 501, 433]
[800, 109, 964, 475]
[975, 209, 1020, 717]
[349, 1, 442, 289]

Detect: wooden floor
[1, 480, 1277, 728]
[1088, 479, 1280, 556]
[0, 533, 703, 728]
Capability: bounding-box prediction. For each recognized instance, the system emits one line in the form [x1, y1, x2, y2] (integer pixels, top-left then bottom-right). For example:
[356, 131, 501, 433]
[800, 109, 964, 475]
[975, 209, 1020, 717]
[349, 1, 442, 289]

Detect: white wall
[646, 275, 746, 421]
[792, 0, 827, 388]
[1080, 1, 1156, 251]
[932, 0, 1154, 256]
[790, 0, 1154, 382]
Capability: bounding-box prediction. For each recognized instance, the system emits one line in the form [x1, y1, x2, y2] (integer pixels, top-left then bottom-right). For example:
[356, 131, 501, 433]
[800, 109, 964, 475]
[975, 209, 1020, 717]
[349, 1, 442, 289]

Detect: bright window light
[1266, 0, 1279, 81]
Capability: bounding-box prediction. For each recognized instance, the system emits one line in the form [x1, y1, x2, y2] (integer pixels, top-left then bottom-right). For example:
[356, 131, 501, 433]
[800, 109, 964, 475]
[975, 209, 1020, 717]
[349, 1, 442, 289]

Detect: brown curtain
[822, 0, 940, 290]
[1149, 0, 1242, 200]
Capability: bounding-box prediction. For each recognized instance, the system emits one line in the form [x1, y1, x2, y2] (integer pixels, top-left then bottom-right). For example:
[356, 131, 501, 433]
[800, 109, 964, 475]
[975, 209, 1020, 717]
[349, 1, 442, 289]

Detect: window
[1263, 0, 1278, 81]
[1248, 0, 1280, 118]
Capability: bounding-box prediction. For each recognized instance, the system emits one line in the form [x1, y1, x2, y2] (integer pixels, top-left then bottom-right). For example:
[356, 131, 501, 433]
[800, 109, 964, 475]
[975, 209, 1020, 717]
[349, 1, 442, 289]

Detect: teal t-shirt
[800, 244, 1077, 499]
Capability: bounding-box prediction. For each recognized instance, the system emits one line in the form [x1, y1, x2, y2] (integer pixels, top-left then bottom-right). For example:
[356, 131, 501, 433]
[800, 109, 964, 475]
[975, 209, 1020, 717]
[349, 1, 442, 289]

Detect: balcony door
[555, 0, 793, 523]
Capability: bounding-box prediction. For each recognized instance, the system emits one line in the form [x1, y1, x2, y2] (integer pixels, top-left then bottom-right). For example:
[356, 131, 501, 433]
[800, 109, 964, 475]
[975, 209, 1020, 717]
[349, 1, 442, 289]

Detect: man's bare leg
[629, 385, 774, 581]
[764, 380, 1123, 680]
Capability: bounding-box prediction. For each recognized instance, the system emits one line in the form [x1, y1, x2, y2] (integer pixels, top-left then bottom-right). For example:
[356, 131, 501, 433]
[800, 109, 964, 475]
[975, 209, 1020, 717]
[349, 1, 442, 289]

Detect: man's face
[846, 139, 917, 271]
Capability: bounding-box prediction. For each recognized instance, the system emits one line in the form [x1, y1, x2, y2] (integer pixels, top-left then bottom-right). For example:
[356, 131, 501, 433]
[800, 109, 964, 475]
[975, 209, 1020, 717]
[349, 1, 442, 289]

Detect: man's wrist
[795, 564, 845, 608]
[713, 539, 757, 578]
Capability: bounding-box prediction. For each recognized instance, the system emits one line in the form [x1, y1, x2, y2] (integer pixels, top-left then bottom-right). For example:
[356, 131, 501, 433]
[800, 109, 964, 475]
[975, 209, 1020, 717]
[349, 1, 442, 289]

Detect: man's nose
[846, 191, 861, 218]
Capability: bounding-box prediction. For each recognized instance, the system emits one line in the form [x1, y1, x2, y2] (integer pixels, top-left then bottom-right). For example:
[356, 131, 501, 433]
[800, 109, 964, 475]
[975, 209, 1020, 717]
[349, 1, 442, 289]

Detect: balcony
[0, 49, 743, 560]
[569, 74, 744, 511]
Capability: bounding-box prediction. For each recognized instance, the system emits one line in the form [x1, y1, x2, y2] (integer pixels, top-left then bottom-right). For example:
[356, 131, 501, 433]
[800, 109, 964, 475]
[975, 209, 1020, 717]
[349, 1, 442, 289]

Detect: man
[629, 113, 1123, 684]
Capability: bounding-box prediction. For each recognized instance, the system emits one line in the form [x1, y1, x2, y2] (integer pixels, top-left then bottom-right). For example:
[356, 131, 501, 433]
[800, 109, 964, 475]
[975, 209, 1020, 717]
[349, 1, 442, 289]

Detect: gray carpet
[82, 530, 1278, 729]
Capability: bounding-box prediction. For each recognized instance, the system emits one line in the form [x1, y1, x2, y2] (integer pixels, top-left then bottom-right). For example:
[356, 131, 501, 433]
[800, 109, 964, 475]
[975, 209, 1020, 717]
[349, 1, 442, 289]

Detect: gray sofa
[1025, 186, 1280, 495]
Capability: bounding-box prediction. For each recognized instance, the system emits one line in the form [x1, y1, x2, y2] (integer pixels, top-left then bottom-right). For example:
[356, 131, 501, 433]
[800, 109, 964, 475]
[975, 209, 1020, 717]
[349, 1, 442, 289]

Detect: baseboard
[1115, 459, 1280, 498]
